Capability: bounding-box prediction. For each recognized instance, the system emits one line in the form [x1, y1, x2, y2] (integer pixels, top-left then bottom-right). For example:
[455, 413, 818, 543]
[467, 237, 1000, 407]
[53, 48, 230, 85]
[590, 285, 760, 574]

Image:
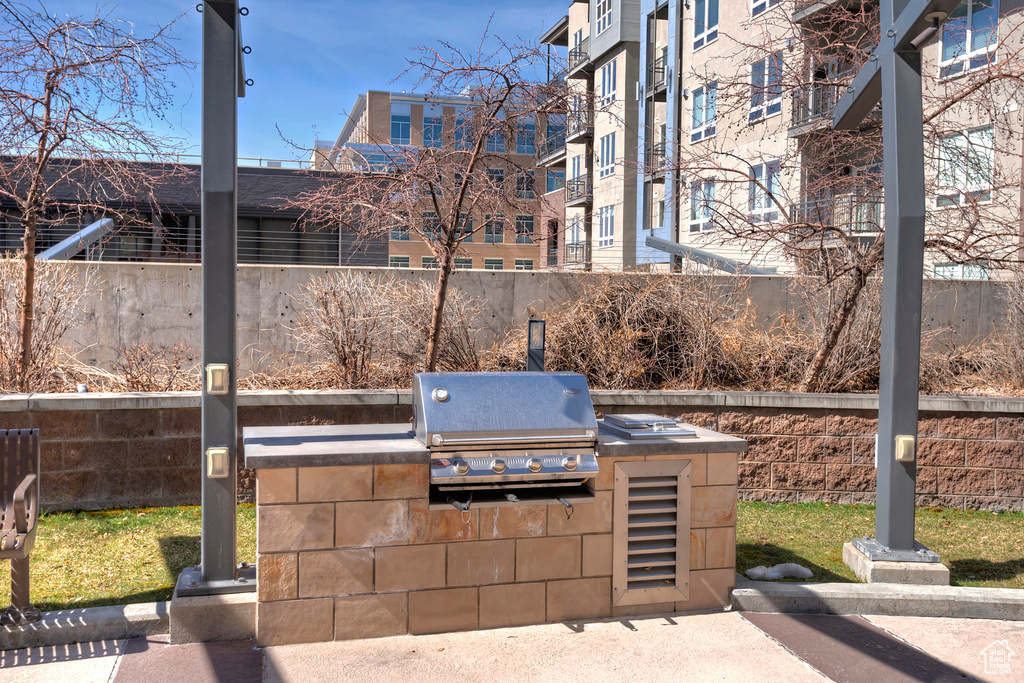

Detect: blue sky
[38, 0, 565, 161]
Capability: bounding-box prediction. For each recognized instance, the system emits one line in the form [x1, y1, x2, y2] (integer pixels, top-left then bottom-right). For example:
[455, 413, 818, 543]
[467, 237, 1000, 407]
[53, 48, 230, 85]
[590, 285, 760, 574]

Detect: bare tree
[0, 1, 193, 390]
[290, 34, 548, 372]
[652, 3, 1023, 392]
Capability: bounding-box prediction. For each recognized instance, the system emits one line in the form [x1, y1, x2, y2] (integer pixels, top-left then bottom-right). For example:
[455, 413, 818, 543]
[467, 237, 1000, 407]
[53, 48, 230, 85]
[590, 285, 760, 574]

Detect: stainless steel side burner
[600, 414, 697, 440]
[412, 372, 600, 507]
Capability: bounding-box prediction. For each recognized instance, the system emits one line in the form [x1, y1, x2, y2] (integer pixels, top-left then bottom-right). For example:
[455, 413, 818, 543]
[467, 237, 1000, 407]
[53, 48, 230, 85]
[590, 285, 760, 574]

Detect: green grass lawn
[0, 505, 255, 612]
[1, 501, 1021, 612]
[737, 501, 1024, 588]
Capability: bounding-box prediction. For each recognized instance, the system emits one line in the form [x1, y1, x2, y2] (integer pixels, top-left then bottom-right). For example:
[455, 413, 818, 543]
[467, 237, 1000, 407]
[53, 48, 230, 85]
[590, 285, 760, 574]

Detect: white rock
[745, 563, 814, 581]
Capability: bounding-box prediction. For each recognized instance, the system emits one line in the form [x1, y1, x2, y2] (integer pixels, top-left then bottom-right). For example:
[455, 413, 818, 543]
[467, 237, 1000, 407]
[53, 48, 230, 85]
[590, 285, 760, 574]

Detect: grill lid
[412, 372, 598, 449]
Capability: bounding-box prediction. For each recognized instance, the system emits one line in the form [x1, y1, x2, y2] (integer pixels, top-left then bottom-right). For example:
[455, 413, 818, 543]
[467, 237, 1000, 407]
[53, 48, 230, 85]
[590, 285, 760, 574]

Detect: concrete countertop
[243, 422, 746, 469]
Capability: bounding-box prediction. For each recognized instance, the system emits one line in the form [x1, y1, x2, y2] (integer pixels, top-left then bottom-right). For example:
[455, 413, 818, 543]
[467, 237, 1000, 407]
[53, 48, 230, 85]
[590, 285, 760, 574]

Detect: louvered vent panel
[612, 461, 690, 606]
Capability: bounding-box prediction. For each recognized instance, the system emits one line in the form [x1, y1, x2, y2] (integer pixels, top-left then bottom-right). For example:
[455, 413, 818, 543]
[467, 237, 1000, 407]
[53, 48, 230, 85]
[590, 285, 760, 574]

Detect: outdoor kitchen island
[243, 374, 747, 647]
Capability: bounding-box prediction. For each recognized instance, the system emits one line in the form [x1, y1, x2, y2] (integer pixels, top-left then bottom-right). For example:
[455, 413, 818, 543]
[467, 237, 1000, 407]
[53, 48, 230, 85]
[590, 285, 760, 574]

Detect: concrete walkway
[2, 610, 1021, 682]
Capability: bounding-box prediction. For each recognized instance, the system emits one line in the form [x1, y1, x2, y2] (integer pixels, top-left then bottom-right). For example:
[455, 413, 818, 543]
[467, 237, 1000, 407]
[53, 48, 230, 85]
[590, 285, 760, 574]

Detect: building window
[597, 205, 615, 247]
[486, 126, 506, 153]
[422, 211, 441, 239]
[515, 259, 534, 270]
[390, 224, 410, 241]
[389, 256, 410, 268]
[571, 155, 583, 180]
[694, 0, 719, 50]
[752, 0, 782, 17]
[691, 83, 717, 142]
[750, 52, 783, 122]
[937, 125, 994, 206]
[600, 60, 617, 107]
[516, 170, 536, 199]
[454, 257, 473, 270]
[689, 180, 716, 233]
[748, 161, 780, 223]
[599, 132, 616, 178]
[422, 256, 439, 269]
[423, 113, 443, 149]
[486, 168, 505, 191]
[940, 0, 999, 78]
[516, 215, 535, 244]
[596, 0, 613, 34]
[485, 215, 505, 243]
[484, 258, 504, 270]
[454, 113, 472, 151]
[457, 213, 474, 241]
[568, 215, 583, 243]
[390, 102, 411, 144]
[547, 170, 565, 193]
[934, 261, 990, 279]
[516, 118, 536, 154]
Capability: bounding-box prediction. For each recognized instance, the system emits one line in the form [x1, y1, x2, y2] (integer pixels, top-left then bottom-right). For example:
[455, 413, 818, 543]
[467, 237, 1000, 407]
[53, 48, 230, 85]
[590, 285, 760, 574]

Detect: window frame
[749, 52, 783, 122]
[691, 83, 718, 142]
[748, 161, 781, 223]
[453, 257, 473, 270]
[423, 114, 443, 149]
[597, 204, 615, 248]
[514, 259, 534, 271]
[516, 170, 536, 199]
[516, 118, 536, 155]
[936, 124, 994, 206]
[689, 179, 716, 233]
[599, 132, 616, 178]
[389, 255, 410, 268]
[390, 103, 412, 145]
[751, 0, 782, 17]
[693, 0, 719, 50]
[515, 215, 535, 244]
[390, 224, 410, 241]
[596, 0, 613, 34]
[939, 0, 999, 79]
[485, 214, 505, 244]
[484, 258, 504, 271]
[600, 60, 618, 107]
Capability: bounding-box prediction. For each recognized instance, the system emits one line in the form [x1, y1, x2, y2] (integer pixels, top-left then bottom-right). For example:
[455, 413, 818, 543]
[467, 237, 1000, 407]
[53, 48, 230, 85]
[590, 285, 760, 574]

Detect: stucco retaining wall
[1, 390, 1021, 512]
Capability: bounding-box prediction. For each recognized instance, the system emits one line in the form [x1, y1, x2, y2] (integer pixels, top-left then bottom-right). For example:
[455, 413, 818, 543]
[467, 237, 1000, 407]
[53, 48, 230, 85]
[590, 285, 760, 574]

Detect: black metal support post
[199, 0, 240, 589]
[527, 319, 546, 371]
[832, 0, 959, 560]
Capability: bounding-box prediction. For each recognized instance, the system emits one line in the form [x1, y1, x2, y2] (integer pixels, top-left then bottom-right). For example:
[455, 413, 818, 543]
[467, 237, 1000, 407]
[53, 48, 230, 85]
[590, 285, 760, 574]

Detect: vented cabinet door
[612, 460, 691, 606]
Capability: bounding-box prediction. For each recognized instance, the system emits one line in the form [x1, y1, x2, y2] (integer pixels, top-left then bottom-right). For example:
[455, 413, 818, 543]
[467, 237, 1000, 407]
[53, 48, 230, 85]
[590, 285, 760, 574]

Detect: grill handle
[431, 432, 596, 447]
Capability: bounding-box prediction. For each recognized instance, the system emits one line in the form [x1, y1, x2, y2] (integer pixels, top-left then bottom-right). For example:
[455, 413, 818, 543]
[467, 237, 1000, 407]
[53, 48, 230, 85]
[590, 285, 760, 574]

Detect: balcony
[565, 175, 593, 207]
[568, 37, 592, 76]
[644, 142, 667, 182]
[791, 194, 883, 234]
[646, 55, 667, 99]
[536, 129, 566, 166]
[790, 78, 881, 136]
[564, 240, 591, 268]
[566, 106, 594, 143]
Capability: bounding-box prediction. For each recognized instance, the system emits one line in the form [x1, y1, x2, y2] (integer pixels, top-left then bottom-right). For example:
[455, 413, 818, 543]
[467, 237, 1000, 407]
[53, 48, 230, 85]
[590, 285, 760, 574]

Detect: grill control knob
[454, 460, 470, 475]
[491, 460, 507, 474]
[562, 457, 578, 472]
[527, 458, 543, 473]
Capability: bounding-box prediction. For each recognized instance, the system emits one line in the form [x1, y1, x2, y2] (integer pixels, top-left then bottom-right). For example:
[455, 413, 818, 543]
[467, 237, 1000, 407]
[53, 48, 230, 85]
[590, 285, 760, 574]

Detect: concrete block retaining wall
[1, 390, 1022, 512]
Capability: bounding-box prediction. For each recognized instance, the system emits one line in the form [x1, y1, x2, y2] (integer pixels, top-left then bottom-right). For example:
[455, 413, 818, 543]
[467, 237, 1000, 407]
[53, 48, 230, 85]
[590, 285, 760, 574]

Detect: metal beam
[832, 60, 881, 131]
[38, 219, 114, 260]
[646, 235, 774, 275]
[201, 0, 239, 586]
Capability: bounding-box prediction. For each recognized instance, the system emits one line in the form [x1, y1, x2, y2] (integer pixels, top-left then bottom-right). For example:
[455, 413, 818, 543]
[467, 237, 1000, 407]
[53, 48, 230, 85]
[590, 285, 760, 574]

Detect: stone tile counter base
[250, 429, 743, 646]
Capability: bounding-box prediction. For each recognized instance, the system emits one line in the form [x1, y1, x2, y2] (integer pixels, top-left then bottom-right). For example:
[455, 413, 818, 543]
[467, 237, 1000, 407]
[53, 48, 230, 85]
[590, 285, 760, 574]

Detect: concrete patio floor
[2, 609, 1021, 682]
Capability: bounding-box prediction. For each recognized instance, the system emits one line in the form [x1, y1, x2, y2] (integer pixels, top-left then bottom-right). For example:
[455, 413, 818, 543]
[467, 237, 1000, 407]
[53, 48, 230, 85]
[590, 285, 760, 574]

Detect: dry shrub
[490, 274, 738, 389]
[290, 271, 482, 388]
[0, 256, 90, 392]
[998, 271, 1024, 387]
[113, 341, 200, 392]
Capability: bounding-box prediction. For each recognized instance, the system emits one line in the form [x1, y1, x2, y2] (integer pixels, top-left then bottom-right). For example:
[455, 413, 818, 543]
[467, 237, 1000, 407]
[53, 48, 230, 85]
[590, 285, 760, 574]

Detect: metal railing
[547, 247, 560, 268]
[647, 55, 667, 91]
[791, 82, 842, 128]
[536, 129, 566, 161]
[567, 106, 593, 138]
[568, 37, 590, 72]
[791, 195, 883, 234]
[566, 175, 593, 204]
[565, 240, 591, 265]
[644, 142, 667, 177]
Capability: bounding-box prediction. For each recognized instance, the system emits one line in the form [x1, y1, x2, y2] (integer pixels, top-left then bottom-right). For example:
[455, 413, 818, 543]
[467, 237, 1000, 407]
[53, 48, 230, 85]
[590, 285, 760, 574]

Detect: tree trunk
[18, 215, 38, 392]
[424, 262, 452, 372]
[797, 267, 869, 393]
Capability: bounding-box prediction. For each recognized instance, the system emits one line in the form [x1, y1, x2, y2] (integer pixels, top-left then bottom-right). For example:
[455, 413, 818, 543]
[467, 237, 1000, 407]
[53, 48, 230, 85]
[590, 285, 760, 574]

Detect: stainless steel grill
[412, 371, 599, 506]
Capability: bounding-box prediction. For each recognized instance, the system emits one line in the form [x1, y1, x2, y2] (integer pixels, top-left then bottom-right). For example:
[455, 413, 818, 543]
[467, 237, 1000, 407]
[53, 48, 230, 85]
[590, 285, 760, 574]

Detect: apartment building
[542, 0, 1020, 275]
[539, 0, 642, 271]
[328, 91, 547, 272]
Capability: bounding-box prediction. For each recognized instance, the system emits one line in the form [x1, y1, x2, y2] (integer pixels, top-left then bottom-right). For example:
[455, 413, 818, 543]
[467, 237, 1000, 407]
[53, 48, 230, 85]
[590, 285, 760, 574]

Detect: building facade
[540, 0, 1021, 276]
[328, 91, 550, 272]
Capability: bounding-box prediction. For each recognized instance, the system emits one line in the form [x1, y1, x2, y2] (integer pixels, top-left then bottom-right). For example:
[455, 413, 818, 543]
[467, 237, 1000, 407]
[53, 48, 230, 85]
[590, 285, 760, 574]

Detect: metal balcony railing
[565, 241, 591, 265]
[791, 195, 883, 234]
[567, 106, 594, 139]
[644, 142, 667, 178]
[791, 82, 842, 128]
[647, 55, 667, 91]
[568, 37, 591, 72]
[566, 175, 593, 204]
[536, 129, 566, 162]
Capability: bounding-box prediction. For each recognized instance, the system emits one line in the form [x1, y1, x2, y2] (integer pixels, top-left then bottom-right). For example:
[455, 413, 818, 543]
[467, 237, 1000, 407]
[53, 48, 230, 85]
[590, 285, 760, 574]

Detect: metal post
[201, 0, 239, 585]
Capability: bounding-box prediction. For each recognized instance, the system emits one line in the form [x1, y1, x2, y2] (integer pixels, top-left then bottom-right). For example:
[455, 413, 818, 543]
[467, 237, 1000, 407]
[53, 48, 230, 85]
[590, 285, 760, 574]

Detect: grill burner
[412, 372, 600, 507]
